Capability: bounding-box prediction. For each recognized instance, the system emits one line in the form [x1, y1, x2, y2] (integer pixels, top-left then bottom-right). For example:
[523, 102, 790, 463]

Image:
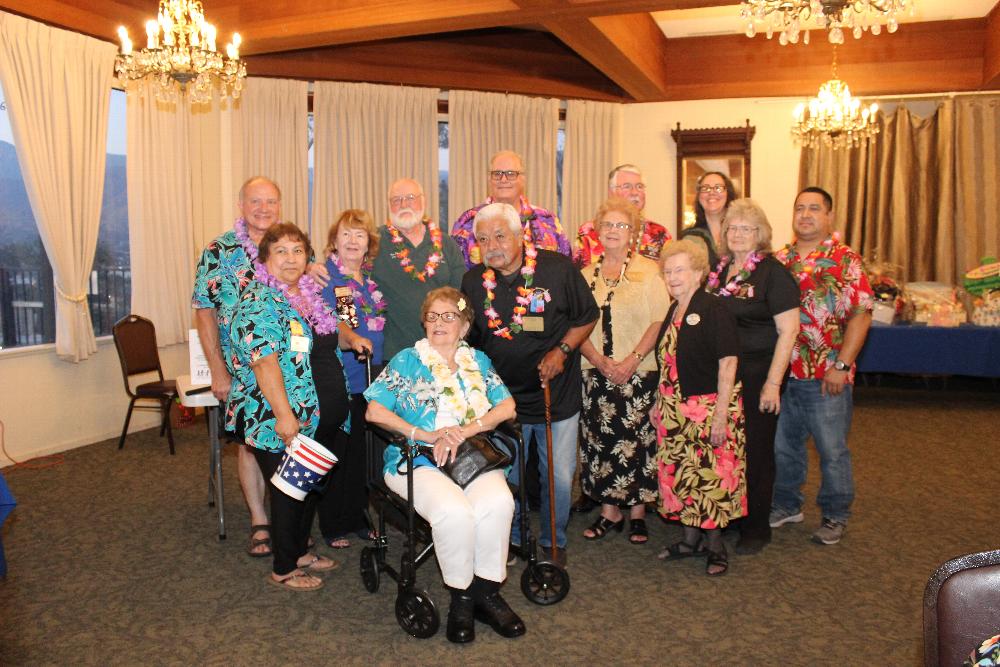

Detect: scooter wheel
[395, 588, 440, 638]
[520, 561, 570, 605]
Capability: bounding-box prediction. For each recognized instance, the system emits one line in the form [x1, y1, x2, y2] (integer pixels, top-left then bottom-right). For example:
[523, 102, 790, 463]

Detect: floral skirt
[580, 369, 658, 506]
[652, 384, 748, 529]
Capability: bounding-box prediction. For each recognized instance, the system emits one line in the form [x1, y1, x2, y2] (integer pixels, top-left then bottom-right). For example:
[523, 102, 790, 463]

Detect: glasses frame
[489, 170, 523, 182]
[389, 193, 423, 208]
[424, 311, 461, 323]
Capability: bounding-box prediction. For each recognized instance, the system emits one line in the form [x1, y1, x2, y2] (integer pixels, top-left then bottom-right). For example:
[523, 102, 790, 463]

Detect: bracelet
[476, 418, 484, 429]
[632, 351, 644, 362]
[408, 425, 418, 441]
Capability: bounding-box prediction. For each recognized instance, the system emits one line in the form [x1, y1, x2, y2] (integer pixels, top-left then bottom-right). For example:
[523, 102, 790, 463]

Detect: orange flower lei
[481, 240, 538, 339]
[387, 221, 443, 282]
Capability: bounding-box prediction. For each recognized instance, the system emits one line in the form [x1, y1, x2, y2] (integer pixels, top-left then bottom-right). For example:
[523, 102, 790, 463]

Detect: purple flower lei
[253, 260, 339, 335]
[707, 251, 764, 297]
[328, 253, 387, 332]
[233, 218, 259, 262]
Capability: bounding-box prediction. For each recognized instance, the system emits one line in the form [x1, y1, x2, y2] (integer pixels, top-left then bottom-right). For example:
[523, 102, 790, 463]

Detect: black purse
[411, 422, 518, 488]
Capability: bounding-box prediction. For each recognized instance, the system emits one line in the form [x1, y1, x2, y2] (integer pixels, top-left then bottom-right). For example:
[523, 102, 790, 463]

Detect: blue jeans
[509, 414, 579, 549]
[772, 380, 855, 522]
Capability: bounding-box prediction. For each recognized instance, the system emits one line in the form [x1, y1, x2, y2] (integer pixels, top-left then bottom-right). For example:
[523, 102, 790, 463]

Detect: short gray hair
[474, 202, 521, 236]
[608, 164, 642, 190]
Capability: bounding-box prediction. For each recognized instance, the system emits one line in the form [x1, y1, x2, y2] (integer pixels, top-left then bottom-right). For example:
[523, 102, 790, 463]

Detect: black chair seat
[135, 380, 178, 398]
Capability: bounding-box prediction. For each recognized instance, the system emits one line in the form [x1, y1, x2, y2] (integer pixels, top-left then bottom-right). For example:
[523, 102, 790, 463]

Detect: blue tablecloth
[856, 324, 1000, 377]
[0, 471, 15, 577]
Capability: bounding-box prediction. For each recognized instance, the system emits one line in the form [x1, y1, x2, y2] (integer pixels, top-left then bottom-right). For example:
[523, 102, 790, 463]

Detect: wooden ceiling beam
[984, 1, 1000, 88]
[0, 0, 145, 43]
[542, 12, 671, 102]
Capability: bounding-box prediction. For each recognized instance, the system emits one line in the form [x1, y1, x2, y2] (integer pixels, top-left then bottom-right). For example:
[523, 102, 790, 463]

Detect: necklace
[387, 221, 443, 282]
[233, 218, 259, 262]
[587, 247, 633, 308]
[415, 339, 491, 426]
[481, 240, 538, 340]
[253, 261, 339, 334]
[707, 251, 763, 297]
[328, 253, 387, 332]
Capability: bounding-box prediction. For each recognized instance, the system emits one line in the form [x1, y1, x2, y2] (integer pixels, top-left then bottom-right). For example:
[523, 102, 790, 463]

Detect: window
[0, 85, 130, 349]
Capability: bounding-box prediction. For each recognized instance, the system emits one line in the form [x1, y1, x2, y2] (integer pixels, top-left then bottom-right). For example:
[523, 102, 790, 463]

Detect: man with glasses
[373, 178, 466, 359]
[452, 150, 571, 269]
[574, 164, 671, 267]
[461, 202, 598, 565]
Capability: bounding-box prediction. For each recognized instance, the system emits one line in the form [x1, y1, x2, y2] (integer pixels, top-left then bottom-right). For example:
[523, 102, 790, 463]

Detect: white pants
[384, 467, 514, 589]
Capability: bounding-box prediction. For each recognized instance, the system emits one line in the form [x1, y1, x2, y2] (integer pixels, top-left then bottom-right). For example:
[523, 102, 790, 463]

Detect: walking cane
[543, 381, 558, 562]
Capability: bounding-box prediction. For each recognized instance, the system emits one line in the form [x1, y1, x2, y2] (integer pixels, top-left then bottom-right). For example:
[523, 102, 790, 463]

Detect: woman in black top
[679, 171, 738, 269]
[706, 199, 800, 555]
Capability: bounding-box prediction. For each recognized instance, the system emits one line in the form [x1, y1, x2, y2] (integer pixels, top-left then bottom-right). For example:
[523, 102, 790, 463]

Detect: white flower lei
[415, 338, 492, 429]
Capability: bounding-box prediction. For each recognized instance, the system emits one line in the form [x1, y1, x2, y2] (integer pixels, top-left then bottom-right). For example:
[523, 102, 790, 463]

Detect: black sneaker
[474, 592, 526, 638]
[446, 591, 475, 644]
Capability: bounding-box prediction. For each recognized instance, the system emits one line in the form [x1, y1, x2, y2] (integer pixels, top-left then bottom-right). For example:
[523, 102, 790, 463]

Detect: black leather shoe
[571, 494, 598, 513]
[446, 590, 475, 643]
[474, 591, 526, 638]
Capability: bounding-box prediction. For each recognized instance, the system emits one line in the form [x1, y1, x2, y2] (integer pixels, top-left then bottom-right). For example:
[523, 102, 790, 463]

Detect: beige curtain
[189, 97, 241, 256]
[562, 99, 622, 240]
[125, 80, 195, 346]
[955, 96, 1000, 277]
[239, 77, 310, 229]
[799, 101, 958, 283]
[448, 90, 559, 229]
[0, 11, 116, 361]
[311, 82, 439, 250]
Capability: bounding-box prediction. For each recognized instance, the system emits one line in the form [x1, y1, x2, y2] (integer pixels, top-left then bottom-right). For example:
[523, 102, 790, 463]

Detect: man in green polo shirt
[373, 178, 465, 359]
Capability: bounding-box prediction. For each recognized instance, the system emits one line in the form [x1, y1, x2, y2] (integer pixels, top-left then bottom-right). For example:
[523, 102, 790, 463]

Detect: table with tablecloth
[856, 324, 1000, 377]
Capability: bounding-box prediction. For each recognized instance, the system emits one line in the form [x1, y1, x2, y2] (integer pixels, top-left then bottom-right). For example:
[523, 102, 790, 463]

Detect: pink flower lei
[788, 232, 839, 282]
[233, 218, 259, 262]
[707, 251, 764, 297]
[328, 252, 387, 332]
[253, 260, 339, 335]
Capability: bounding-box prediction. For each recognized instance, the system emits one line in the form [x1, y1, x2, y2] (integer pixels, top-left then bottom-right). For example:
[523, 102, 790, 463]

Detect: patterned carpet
[1, 383, 997, 665]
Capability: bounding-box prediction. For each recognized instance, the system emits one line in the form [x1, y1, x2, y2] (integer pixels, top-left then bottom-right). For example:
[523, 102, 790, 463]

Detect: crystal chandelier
[741, 0, 914, 45]
[114, 1, 246, 104]
[792, 48, 879, 149]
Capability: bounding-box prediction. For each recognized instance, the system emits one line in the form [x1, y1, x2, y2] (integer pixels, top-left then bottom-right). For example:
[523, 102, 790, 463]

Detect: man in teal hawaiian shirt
[769, 186, 873, 547]
[451, 150, 571, 268]
[192, 176, 281, 557]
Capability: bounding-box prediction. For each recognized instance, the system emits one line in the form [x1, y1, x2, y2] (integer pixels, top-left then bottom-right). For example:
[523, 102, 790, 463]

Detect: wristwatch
[558, 342, 572, 356]
[833, 359, 850, 371]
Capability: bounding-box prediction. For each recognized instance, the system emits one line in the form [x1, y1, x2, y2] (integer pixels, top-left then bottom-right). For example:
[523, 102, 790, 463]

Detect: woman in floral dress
[653, 240, 746, 576]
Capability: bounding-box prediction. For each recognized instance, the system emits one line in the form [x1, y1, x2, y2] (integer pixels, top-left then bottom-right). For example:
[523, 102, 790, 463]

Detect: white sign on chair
[189, 329, 212, 385]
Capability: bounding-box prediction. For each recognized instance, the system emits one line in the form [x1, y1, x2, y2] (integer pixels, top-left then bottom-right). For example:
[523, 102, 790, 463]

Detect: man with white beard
[373, 178, 466, 358]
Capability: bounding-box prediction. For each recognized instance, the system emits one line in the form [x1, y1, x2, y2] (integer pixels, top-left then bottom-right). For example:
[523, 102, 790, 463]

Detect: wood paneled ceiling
[3, 0, 999, 101]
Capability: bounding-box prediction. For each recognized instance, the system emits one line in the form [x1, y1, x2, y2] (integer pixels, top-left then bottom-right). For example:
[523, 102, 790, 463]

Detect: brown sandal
[267, 570, 324, 592]
[247, 525, 272, 558]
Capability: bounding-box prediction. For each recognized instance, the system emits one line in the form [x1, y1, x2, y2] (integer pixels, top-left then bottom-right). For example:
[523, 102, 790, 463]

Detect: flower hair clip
[457, 297, 467, 311]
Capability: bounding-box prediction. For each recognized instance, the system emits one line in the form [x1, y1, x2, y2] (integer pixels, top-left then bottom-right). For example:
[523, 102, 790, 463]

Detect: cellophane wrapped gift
[972, 290, 1000, 327]
[901, 282, 967, 327]
[867, 259, 904, 325]
[963, 257, 1000, 296]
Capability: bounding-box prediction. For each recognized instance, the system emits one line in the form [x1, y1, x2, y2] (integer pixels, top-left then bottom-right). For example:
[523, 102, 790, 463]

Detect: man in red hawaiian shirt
[451, 150, 571, 269]
[768, 187, 873, 545]
[573, 164, 671, 268]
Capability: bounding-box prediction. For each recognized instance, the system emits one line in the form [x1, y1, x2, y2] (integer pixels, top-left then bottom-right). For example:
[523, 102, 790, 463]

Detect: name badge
[685, 313, 701, 326]
[521, 316, 544, 332]
[290, 335, 310, 353]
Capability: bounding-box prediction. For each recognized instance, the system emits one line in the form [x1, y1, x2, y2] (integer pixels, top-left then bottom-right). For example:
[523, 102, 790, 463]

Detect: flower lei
[481, 240, 538, 340]
[707, 251, 763, 297]
[785, 232, 839, 283]
[253, 261, 339, 334]
[328, 253, 387, 332]
[387, 221, 443, 282]
[415, 339, 491, 426]
[233, 218, 259, 262]
[588, 246, 633, 308]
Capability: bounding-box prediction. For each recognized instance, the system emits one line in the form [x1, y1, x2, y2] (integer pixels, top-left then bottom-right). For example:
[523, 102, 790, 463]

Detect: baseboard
[0, 413, 164, 468]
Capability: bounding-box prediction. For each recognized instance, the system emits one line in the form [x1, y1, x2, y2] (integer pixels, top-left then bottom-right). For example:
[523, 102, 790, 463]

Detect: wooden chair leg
[118, 398, 137, 450]
[162, 398, 176, 456]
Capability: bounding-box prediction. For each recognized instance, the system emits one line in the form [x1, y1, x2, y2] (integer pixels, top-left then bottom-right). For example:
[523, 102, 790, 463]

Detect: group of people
[190, 150, 874, 643]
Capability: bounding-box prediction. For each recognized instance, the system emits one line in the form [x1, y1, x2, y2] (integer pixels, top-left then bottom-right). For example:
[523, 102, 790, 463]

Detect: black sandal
[628, 518, 648, 545]
[247, 524, 272, 558]
[706, 548, 729, 576]
[657, 539, 706, 561]
[583, 515, 624, 540]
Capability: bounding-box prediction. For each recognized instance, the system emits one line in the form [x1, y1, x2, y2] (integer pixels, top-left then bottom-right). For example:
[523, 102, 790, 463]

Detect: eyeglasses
[424, 311, 461, 323]
[489, 170, 523, 182]
[599, 221, 632, 230]
[613, 183, 646, 192]
[389, 193, 422, 208]
[697, 184, 727, 194]
[727, 225, 757, 236]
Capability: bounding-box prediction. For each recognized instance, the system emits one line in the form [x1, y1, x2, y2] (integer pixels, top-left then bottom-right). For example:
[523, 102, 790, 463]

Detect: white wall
[621, 96, 803, 247]
[0, 340, 189, 466]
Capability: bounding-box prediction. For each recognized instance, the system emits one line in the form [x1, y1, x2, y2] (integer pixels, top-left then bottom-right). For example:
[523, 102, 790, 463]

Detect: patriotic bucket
[270, 433, 339, 500]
